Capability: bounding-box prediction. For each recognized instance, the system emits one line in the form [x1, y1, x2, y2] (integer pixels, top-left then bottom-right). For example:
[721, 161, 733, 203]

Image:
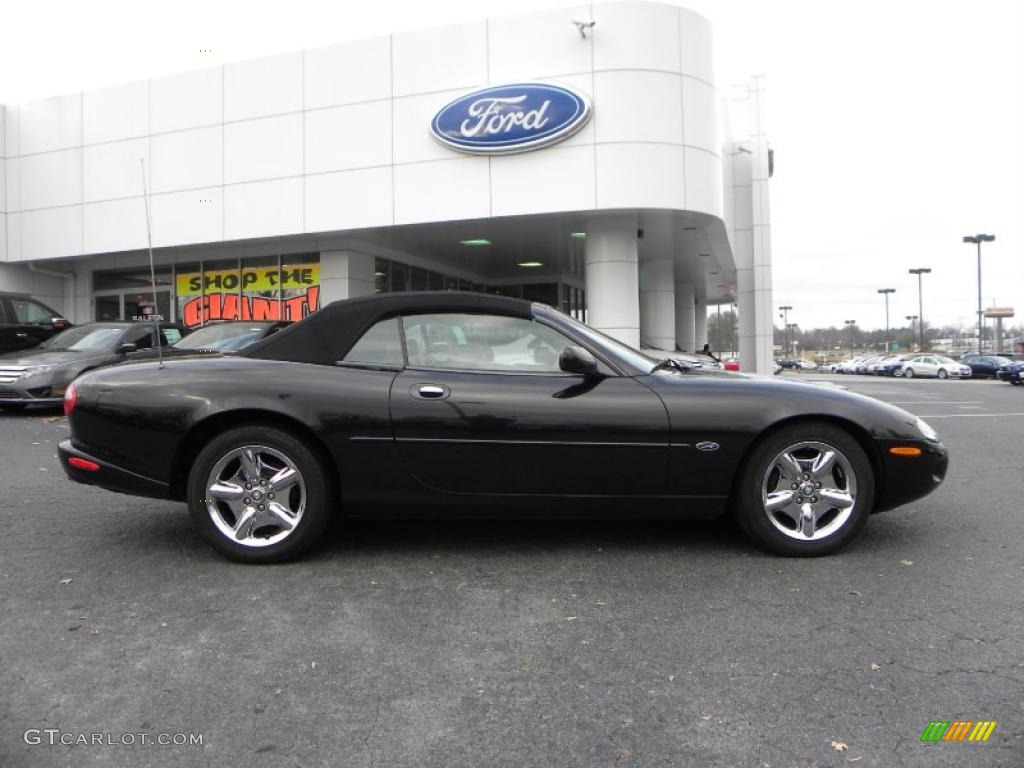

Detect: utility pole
[908, 268, 931, 352]
[962, 234, 995, 354]
[877, 288, 895, 353]
[779, 305, 792, 356]
[845, 320, 856, 357]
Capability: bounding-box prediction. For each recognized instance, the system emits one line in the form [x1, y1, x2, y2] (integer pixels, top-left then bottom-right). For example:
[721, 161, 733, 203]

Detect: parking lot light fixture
[844, 319, 856, 357]
[905, 314, 918, 348]
[878, 289, 895, 353]
[779, 305, 793, 355]
[962, 234, 996, 354]
[908, 268, 931, 351]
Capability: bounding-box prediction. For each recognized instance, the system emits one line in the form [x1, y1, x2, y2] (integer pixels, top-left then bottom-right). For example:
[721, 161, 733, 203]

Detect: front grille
[0, 366, 29, 385]
[0, 388, 27, 399]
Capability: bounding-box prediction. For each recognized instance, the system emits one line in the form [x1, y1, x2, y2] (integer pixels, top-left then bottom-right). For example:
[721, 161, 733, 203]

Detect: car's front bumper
[58, 439, 171, 499]
[874, 438, 949, 512]
[0, 382, 63, 405]
[997, 369, 1022, 383]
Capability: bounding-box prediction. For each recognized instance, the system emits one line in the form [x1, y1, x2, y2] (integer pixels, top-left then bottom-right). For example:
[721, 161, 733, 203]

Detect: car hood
[0, 349, 110, 367]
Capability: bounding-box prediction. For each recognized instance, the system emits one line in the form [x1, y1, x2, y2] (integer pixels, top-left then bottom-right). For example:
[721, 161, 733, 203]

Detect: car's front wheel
[734, 423, 874, 556]
[938, 368, 948, 380]
[903, 367, 915, 378]
[186, 425, 333, 563]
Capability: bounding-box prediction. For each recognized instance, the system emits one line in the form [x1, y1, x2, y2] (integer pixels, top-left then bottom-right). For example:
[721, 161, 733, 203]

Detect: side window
[342, 317, 404, 366]
[123, 325, 156, 349]
[161, 328, 183, 346]
[401, 313, 574, 373]
[11, 298, 54, 324]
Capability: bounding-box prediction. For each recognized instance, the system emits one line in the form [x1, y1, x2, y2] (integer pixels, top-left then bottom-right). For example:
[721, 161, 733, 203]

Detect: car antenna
[139, 158, 164, 370]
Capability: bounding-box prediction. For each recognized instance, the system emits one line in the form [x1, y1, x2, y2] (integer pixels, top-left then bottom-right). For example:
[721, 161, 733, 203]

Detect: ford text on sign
[431, 84, 592, 155]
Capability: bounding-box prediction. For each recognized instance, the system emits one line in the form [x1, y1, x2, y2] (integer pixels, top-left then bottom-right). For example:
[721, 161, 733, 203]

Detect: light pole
[845, 320, 856, 357]
[905, 315, 918, 350]
[786, 323, 798, 359]
[877, 288, 895, 353]
[779, 305, 792, 355]
[908, 268, 931, 352]
[962, 234, 995, 354]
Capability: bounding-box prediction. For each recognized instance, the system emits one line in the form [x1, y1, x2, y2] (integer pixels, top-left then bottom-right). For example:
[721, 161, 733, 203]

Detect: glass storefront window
[279, 253, 320, 322]
[375, 259, 390, 293]
[244, 256, 280, 321]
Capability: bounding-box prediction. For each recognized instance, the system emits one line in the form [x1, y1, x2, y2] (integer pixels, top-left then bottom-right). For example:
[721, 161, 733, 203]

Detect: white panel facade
[84, 198, 148, 254]
[151, 187, 223, 247]
[224, 114, 303, 184]
[224, 51, 303, 122]
[151, 126, 222, 194]
[224, 177, 303, 241]
[20, 148, 81, 210]
[594, 70, 684, 145]
[21, 206, 81, 260]
[595, 143, 685, 209]
[592, 1, 682, 73]
[18, 94, 81, 155]
[304, 37, 391, 109]
[305, 167, 393, 234]
[393, 157, 490, 225]
[83, 80, 149, 144]
[487, 4, 591, 82]
[490, 145, 596, 217]
[83, 138, 148, 202]
[391, 21, 487, 98]
[305, 101, 391, 173]
[151, 68, 223, 134]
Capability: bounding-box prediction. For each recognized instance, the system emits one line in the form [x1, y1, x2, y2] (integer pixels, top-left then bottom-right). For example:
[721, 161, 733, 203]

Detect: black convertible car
[58, 293, 948, 563]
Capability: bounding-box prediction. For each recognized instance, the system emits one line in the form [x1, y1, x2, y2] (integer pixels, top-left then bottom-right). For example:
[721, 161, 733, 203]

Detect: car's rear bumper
[58, 439, 171, 499]
[874, 438, 949, 512]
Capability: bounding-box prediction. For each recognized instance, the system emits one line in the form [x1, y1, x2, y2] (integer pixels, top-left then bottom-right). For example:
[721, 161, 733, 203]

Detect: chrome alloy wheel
[760, 441, 858, 541]
[205, 445, 306, 548]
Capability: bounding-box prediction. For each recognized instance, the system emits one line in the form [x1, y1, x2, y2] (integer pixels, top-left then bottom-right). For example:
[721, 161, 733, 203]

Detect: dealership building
[0, 1, 774, 372]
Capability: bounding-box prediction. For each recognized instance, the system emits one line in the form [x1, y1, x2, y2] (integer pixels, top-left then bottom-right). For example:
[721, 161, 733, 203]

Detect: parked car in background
[874, 354, 915, 376]
[899, 355, 972, 380]
[798, 360, 818, 370]
[126, 320, 291, 361]
[641, 346, 723, 371]
[0, 322, 188, 410]
[960, 355, 1014, 379]
[0, 291, 71, 354]
[996, 360, 1024, 385]
[722, 358, 740, 371]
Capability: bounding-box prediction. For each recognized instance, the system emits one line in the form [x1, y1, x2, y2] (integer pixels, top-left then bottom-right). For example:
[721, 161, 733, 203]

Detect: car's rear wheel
[903, 367, 915, 378]
[938, 368, 948, 380]
[186, 425, 333, 563]
[734, 423, 874, 556]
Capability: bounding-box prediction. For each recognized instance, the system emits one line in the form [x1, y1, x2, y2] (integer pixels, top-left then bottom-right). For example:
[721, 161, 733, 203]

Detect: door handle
[414, 384, 449, 400]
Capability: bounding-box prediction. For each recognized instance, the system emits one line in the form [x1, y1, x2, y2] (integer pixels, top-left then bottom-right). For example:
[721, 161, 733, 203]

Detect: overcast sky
[1, 0, 1020, 332]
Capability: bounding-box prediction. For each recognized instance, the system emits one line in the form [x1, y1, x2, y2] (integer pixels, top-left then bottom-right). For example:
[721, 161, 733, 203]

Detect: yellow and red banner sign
[176, 264, 319, 296]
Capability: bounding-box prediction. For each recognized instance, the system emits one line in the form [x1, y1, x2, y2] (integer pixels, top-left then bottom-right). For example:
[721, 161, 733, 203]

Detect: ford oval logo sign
[431, 83, 592, 155]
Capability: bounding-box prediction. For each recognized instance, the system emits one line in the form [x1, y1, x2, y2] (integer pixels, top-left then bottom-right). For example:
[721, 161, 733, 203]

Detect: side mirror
[51, 317, 68, 331]
[559, 346, 598, 376]
[117, 342, 138, 354]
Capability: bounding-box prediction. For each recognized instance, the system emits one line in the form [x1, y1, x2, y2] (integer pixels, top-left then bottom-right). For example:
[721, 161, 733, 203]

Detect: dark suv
[0, 292, 71, 353]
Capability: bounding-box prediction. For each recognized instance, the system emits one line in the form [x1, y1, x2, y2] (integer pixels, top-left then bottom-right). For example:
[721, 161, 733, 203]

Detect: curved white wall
[2, 1, 722, 263]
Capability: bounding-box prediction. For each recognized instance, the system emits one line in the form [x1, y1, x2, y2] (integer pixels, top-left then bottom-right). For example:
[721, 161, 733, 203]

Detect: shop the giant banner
[176, 264, 320, 328]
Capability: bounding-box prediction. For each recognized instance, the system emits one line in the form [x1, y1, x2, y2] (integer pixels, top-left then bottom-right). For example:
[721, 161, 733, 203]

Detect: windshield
[40, 325, 124, 351]
[534, 305, 657, 374]
[174, 324, 268, 351]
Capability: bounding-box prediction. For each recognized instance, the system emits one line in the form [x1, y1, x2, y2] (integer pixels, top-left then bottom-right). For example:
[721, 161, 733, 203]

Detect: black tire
[903, 368, 915, 378]
[733, 422, 875, 557]
[937, 369, 948, 380]
[186, 425, 334, 563]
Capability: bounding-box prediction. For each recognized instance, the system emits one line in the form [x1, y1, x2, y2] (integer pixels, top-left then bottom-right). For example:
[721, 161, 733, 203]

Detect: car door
[389, 312, 669, 496]
[2, 297, 58, 352]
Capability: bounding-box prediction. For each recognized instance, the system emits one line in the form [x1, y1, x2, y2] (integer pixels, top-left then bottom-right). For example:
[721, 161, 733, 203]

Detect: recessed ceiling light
[374, 272, 386, 277]
[460, 238, 491, 246]
[570, 232, 586, 239]
[517, 261, 543, 268]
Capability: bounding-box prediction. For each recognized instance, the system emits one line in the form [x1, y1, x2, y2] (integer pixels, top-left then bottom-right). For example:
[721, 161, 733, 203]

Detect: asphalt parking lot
[1, 375, 1022, 767]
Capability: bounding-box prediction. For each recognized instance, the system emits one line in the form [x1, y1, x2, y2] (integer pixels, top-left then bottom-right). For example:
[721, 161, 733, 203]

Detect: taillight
[64, 382, 78, 415]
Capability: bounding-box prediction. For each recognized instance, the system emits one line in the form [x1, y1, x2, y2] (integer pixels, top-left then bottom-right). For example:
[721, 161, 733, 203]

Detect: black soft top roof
[242, 291, 535, 365]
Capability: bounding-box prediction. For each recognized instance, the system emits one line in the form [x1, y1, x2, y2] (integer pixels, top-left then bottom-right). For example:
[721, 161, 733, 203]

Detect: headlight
[20, 364, 61, 378]
[916, 416, 939, 442]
